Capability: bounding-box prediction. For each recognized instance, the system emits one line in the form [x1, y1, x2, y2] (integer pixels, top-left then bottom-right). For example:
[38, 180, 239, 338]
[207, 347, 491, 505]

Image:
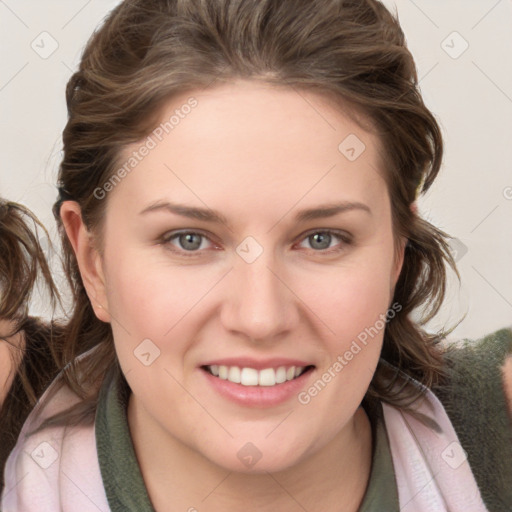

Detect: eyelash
[159, 229, 353, 258]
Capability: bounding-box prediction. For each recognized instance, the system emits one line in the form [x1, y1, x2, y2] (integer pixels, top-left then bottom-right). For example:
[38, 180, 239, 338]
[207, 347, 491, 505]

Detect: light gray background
[1, 0, 511, 341]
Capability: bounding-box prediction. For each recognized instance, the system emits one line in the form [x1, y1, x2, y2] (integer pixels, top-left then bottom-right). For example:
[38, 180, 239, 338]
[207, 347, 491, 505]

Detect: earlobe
[59, 201, 111, 323]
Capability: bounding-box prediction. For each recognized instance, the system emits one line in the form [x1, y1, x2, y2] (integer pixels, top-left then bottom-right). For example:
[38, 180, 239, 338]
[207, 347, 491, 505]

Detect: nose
[220, 252, 300, 343]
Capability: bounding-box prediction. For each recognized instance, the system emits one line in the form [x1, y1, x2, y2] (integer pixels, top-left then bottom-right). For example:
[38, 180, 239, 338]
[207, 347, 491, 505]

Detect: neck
[128, 398, 372, 512]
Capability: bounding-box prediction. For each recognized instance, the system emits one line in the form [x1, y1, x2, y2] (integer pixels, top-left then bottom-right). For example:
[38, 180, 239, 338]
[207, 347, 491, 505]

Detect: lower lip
[200, 367, 315, 408]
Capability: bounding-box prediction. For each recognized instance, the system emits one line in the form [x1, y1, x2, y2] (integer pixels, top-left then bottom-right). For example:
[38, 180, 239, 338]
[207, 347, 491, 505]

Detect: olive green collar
[96, 366, 155, 511]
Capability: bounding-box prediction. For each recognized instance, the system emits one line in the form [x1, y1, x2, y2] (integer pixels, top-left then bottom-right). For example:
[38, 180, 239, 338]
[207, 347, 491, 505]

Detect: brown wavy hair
[48, 0, 460, 427]
[0, 201, 64, 489]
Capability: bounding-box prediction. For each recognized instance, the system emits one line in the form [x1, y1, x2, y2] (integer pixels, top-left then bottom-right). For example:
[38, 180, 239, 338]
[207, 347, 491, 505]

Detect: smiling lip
[199, 358, 316, 408]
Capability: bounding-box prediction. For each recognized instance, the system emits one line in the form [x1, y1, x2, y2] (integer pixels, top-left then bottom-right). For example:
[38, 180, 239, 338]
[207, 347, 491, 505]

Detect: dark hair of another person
[0, 200, 64, 489]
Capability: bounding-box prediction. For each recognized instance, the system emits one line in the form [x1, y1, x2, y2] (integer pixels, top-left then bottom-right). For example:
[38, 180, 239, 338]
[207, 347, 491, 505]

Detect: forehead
[112, 80, 387, 218]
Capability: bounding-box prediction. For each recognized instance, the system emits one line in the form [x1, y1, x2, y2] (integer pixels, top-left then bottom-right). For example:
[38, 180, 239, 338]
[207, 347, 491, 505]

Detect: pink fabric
[1, 363, 109, 512]
[382, 387, 489, 511]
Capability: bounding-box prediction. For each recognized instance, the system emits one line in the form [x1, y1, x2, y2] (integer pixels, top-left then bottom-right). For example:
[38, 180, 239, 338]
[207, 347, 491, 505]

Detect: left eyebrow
[293, 201, 372, 222]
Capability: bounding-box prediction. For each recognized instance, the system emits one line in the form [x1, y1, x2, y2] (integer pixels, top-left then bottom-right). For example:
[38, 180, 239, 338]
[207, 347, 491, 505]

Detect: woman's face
[87, 80, 405, 472]
[0, 319, 23, 406]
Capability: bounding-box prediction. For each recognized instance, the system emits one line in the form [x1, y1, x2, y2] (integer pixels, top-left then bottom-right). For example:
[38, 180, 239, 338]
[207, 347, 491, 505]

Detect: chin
[201, 438, 308, 475]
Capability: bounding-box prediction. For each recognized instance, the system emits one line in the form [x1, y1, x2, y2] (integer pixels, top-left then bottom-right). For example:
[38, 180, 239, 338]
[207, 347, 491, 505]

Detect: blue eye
[298, 230, 352, 253]
[160, 229, 352, 257]
[163, 231, 212, 253]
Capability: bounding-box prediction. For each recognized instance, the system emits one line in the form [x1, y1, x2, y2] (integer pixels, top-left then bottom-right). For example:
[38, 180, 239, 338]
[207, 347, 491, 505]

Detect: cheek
[297, 258, 394, 398]
[104, 247, 200, 332]
[103, 248, 220, 372]
[0, 343, 14, 404]
[305, 261, 395, 336]
[104, 257, 201, 402]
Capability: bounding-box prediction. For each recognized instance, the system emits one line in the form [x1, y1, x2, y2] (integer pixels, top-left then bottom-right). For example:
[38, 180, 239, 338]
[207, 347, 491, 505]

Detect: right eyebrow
[139, 200, 229, 225]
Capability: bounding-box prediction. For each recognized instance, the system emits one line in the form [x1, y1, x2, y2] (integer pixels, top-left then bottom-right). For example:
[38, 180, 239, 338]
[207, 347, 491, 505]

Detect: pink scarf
[2, 361, 489, 511]
[382, 385, 489, 511]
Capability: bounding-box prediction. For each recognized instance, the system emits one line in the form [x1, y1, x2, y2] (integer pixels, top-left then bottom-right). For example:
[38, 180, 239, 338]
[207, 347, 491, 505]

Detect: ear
[59, 201, 110, 323]
[392, 235, 407, 285]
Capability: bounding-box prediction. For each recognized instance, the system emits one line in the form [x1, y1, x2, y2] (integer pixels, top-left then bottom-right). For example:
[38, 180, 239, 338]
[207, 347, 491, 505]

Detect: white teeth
[207, 364, 308, 386]
[219, 365, 228, 379]
[258, 368, 276, 386]
[275, 366, 287, 384]
[238, 367, 257, 385]
[228, 366, 241, 384]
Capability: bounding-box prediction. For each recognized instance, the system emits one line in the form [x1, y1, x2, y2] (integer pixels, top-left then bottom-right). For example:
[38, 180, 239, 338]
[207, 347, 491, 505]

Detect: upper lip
[200, 358, 315, 370]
